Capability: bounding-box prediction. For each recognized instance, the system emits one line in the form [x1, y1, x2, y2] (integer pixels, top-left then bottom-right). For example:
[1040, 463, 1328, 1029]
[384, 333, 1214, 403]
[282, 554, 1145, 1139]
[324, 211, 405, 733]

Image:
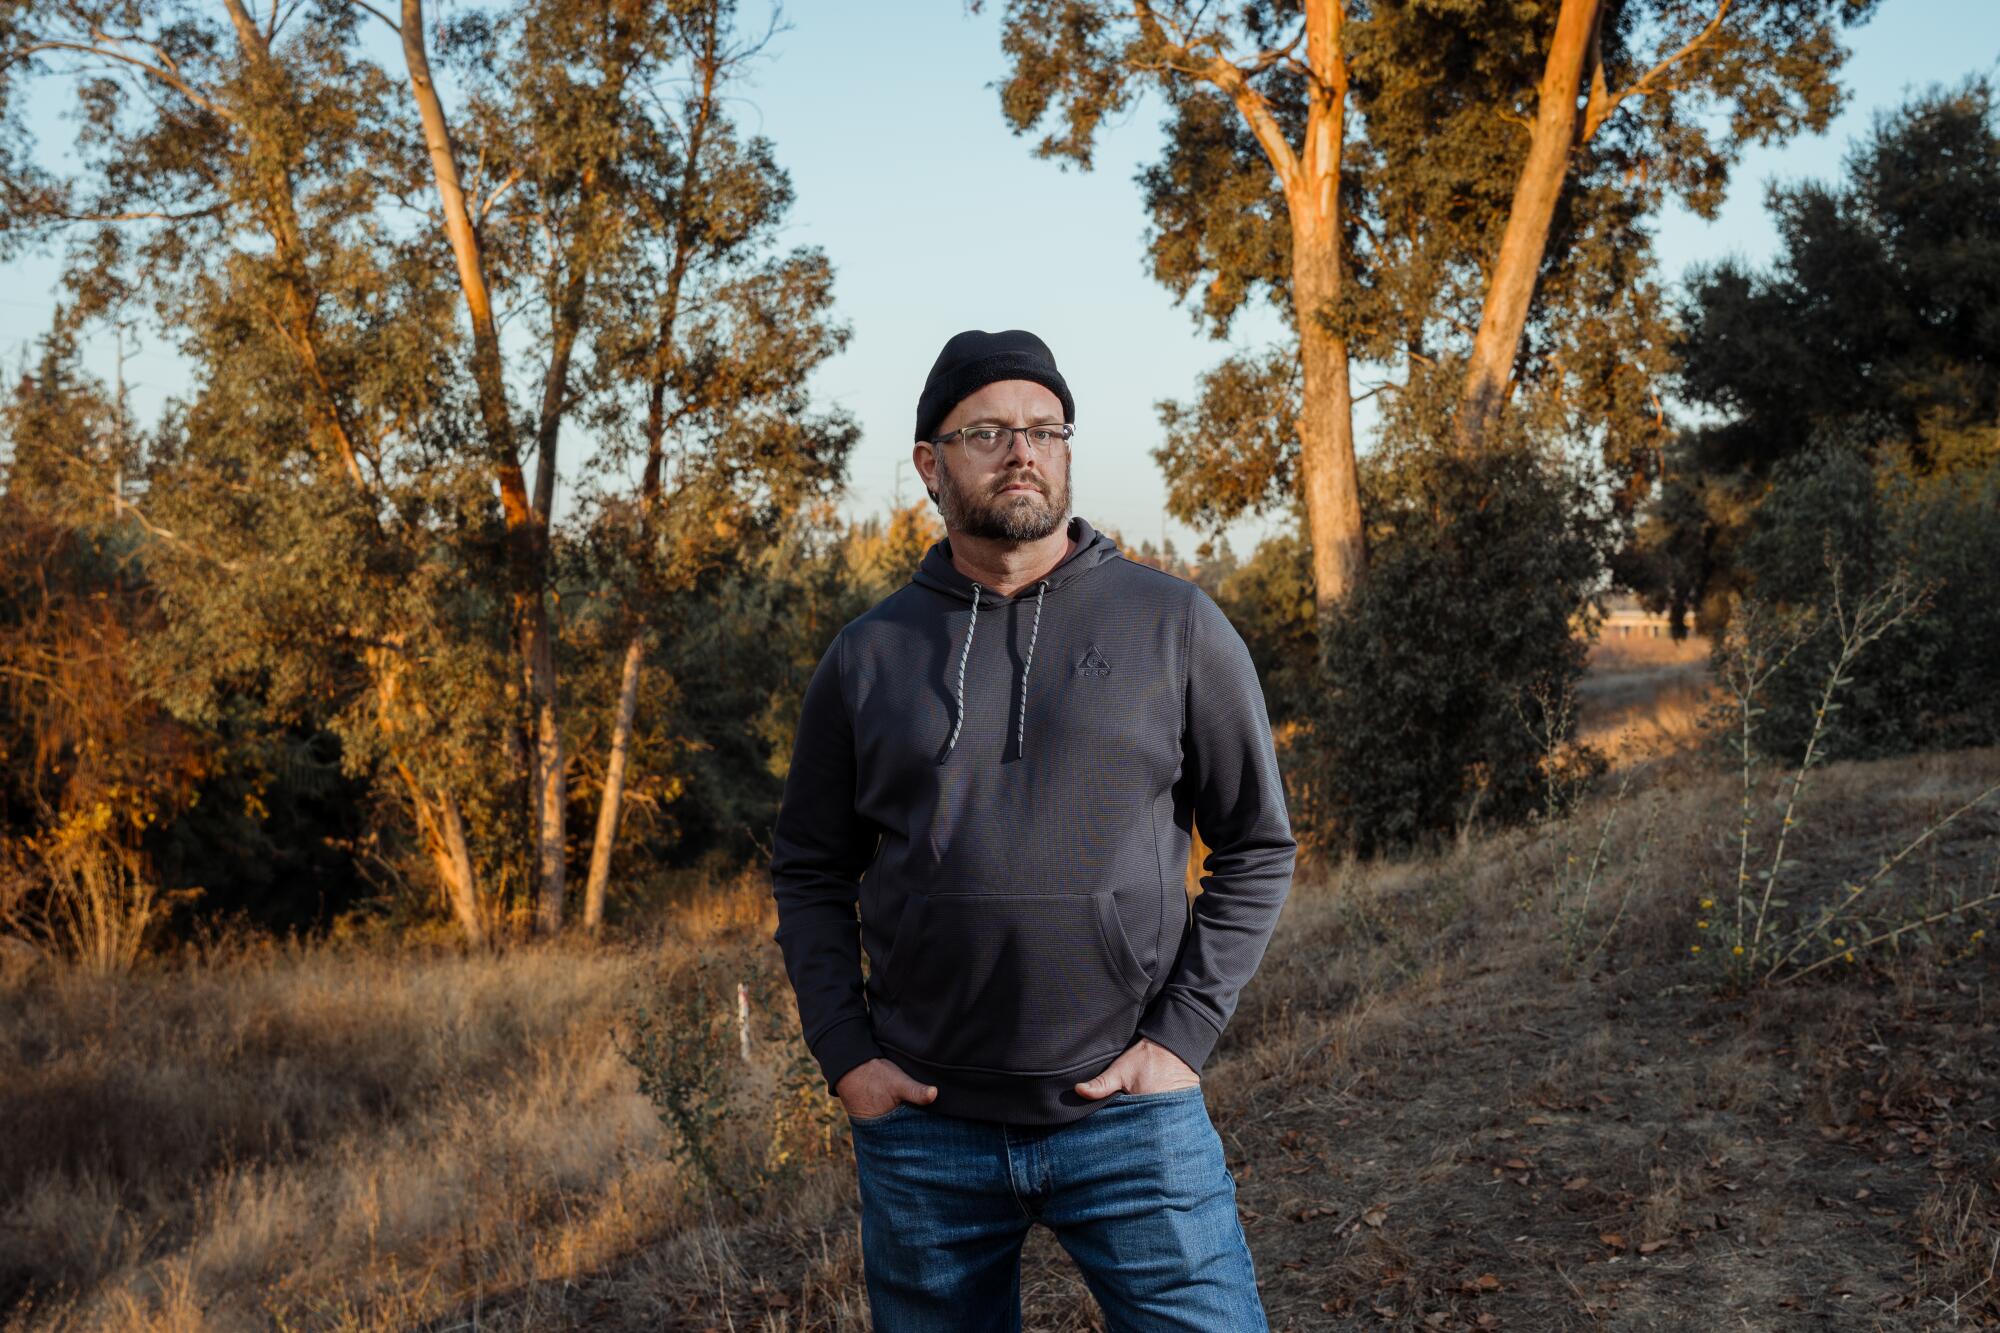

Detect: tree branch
[17, 39, 233, 122]
[1132, 1, 1301, 197]
[55, 203, 225, 224]
[1583, 0, 1733, 143]
[343, 0, 403, 36]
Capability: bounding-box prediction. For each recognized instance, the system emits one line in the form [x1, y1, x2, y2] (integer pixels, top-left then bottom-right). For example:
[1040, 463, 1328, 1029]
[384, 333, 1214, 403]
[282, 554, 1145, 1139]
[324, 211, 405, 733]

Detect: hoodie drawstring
[944, 583, 982, 761]
[940, 578, 1050, 764]
[1017, 580, 1047, 760]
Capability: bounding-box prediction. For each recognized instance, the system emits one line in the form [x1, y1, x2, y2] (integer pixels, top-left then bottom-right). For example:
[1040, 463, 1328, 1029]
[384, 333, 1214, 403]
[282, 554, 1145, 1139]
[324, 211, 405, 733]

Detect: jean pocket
[1118, 1083, 1204, 1102]
[846, 1100, 915, 1126]
[875, 890, 1151, 1075]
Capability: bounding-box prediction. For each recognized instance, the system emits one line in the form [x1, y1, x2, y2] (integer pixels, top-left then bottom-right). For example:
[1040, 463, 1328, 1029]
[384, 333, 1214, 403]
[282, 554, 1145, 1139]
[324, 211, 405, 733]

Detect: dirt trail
[1192, 959, 2000, 1330]
[436, 751, 2000, 1332]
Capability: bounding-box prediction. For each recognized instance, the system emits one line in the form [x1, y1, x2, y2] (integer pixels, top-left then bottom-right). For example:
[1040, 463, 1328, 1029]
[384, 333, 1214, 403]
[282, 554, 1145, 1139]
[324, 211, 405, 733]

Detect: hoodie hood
[909, 516, 1122, 763]
[909, 515, 1121, 603]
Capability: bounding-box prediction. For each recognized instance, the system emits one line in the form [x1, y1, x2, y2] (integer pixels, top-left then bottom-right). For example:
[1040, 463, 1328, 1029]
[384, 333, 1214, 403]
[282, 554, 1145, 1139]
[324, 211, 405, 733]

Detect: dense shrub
[1285, 443, 1614, 857]
[1733, 432, 2000, 764]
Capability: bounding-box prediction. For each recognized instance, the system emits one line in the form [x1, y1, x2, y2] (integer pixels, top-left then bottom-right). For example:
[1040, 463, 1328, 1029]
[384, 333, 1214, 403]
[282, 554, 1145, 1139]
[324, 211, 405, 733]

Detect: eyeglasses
[927, 423, 1074, 460]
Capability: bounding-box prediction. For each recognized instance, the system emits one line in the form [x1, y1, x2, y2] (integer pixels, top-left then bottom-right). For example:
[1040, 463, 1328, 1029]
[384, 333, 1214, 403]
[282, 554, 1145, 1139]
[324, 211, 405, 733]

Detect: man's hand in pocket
[836, 1057, 938, 1118]
[1074, 1036, 1201, 1100]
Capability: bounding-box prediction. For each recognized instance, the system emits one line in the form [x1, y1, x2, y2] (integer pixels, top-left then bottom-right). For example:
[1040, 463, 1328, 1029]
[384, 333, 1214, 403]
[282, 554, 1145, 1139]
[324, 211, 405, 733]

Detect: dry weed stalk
[1699, 552, 1994, 985]
[35, 821, 192, 975]
[1514, 676, 1654, 973]
[613, 946, 835, 1216]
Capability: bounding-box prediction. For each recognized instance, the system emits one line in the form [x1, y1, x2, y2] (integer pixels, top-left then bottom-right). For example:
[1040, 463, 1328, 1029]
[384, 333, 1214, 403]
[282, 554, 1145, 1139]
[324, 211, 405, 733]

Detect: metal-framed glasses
[927, 422, 1074, 460]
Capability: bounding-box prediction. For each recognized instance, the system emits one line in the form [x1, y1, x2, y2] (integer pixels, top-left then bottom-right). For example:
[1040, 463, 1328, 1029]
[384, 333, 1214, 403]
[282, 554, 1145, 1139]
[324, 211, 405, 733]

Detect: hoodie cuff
[810, 1013, 886, 1096]
[1135, 991, 1224, 1077]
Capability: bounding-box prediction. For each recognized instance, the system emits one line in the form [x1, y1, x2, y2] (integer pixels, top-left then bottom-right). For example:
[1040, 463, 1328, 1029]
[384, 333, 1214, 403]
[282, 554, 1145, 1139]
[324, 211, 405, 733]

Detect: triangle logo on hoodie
[1076, 645, 1112, 677]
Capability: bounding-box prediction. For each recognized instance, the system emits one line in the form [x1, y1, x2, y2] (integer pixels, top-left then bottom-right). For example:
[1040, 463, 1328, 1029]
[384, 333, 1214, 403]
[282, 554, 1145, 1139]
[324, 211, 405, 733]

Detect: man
[770, 328, 1296, 1331]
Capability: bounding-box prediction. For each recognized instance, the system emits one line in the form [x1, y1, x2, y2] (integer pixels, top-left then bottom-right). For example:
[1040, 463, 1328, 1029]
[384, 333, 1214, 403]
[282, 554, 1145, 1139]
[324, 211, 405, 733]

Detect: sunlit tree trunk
[583, 630, 644, 931]
[398, 764, 486, 947]
[1289, 223, 1365, 616]
[222, 0, 499, 936]
[1167, 0, 1367, 613]
[398, 0, 568, 933]
[583, 24, 724, 931]
[1454, 0, 1605, 453]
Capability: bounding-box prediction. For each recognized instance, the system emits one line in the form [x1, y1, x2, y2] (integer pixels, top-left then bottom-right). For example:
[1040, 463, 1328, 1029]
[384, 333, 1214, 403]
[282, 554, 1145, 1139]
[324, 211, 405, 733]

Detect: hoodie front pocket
[875, 890, 1153, 1076]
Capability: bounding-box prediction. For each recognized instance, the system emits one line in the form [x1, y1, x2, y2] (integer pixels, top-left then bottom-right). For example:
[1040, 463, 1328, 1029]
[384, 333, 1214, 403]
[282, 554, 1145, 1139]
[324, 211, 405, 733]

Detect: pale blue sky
[5, 1, 1998, 557]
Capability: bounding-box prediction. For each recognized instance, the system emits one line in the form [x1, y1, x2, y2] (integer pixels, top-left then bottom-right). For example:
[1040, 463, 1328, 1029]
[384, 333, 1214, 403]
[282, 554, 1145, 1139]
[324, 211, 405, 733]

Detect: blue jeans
[846, 1084, 1270, 1331]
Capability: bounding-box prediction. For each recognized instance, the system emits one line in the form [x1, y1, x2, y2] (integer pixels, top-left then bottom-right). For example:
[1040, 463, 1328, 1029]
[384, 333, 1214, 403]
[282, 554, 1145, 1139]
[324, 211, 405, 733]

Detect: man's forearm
[1136, 587, 1298, 1075]
[769, 633, 883, 1095]
[771, 881, 885, 1093]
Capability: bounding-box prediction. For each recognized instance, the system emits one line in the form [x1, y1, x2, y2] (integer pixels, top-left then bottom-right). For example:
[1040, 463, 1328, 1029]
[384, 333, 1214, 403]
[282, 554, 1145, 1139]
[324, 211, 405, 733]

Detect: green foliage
[0, 0, 861, 941]
[1291, 442, 1614, 855]
[1210, 521, 1322, 730]
[1635, 78, 2000, 632]
[1727, 434, 2000, 764]
[613, 945, 834, 1215]
[988, 0, 1868, 542]
[1153, 347, 1300, 534]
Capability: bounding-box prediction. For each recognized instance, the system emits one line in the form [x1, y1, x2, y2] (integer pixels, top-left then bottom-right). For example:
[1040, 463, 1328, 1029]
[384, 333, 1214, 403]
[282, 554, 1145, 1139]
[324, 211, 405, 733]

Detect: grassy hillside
[3, 739, 1996, 1330]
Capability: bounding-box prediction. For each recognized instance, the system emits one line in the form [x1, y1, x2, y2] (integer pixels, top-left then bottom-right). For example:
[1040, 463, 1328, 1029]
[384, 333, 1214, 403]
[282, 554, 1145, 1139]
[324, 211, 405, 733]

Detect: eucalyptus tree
[0, 0, 521, 940]
[983, 0, 1875, 612]
[2, 0, 858, 941]
[568, 0, 856, 931]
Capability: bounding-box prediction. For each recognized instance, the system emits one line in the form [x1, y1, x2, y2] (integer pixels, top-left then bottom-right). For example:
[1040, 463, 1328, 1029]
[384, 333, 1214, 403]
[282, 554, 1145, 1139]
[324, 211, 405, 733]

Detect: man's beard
[934, 452, 1073, 542]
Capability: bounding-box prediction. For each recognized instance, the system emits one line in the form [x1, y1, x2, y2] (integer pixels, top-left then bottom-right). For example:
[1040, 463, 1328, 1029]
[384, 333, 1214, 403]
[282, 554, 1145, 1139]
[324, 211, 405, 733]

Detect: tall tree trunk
[1288, 0, 1365, 616]
[583, 627, 645, 931]
[582, 27, 720, 932]
[1453, 0, 1605, 454]
[533, 268, 588, 523]
[223, 0, 504, 940]
[399, 0, 568, 932]
[397, 763, 485, 947]
[1139, 0, 1366, 612]
[584, 375, 673, 933]
[220, 0, 367, 489]
[1290, 224, 1365, 617]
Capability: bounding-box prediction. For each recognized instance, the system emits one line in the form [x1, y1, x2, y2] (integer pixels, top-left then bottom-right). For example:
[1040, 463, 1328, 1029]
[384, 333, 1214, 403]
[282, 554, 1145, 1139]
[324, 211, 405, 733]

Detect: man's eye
[967, 428, 1005, 444]
[1027, 429, 1060, 445]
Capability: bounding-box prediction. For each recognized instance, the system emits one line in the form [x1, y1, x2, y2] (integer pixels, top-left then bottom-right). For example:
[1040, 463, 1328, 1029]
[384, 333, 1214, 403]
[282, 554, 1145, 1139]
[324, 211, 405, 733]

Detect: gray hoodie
[769, 515, 1296, 1126]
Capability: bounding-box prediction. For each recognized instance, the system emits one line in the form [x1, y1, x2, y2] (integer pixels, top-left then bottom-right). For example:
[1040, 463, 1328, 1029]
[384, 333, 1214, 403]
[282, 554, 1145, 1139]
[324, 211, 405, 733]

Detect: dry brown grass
[1585, 630, 1712, 673]
[3, 740, 1997, 1330]
[1574, 657, 1722, 771]
[0, 910, 865, 1332]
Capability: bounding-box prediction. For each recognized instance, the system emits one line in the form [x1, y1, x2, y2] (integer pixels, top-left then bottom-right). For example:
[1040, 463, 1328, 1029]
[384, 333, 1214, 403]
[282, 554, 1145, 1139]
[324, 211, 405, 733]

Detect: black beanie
[914, 329, 1075, 443]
